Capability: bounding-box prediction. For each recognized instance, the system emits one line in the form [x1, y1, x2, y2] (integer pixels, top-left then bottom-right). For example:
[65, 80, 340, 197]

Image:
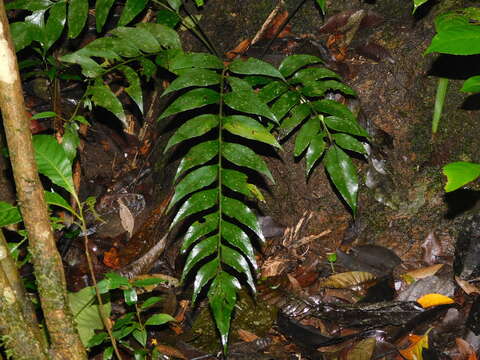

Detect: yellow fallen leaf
[416, 293, 454, 308]
[398, 332, 429, 360]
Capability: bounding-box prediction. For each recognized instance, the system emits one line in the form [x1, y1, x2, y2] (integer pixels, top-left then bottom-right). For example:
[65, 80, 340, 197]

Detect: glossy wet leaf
[156, 8, 181, 28]
[461, 75, 480, 93]
[44, 1, 66, 51]
[123, 287, 137, 306]
[164, 114, 219, 151]
[44, 191, 74, 214]
[33, 135, 75, 195]
[221, 245, 255, 292]
[169, 52, 224, 72]
[61, 122, 80, 162]
[289, 67, 340, 84]
[224, 90, 278, 124]
[294, 116, 321, 157]
[413, 0, 430, 14]
[272, 91, 301, 121]
[0, 202, 22, 227]
[88, 81, 126, 127]
[6, 0, 52, 11]
[158, 88, 220, 120]
[258, 81, 289, 103]
[132, 329, 147, 347]
[67, 0, 88, 39]
[280, 103, 311, 137]
[302, 79, 356, 97]
[221, 196, 264, 241]
[222, 169, 251, 197]
[140, 296, 163, 310]
[193, 258, 219, 303]
[145, 313, 176, 326]
[279, 54, 324, 78]
[325, 115, 369, 137]
[168, 165, 218, 211]
[443, 161, 480, 192]
[171, 189, 218, 228]
[95, 0, 115, 32]
[223, 115, 281, 148]
[182, 235, 218, 281]
[321, 271, 376, 288]
[222, 142, 274, 183]
[333, 133, 367, 154]
[163, 68, 221, 96]
[137, 23, 182, 50]
[10, 22, 38, 52]
[118, 0, 148, 26]
[221, 220, 256, 270]
[306, 134, 326, 175]
[182, 212, 218, 253]
[60, 52, 105, 78]
[229, 57, 283, 79]
[416, 293, 454, 308]
[227, 77, 252, 92]
[208, 272, 240, 351]
[175, 140, 219, 181]
[110, 26, 161, 53]
[324, 145, 358, 214]
[118, 65, 143, 114]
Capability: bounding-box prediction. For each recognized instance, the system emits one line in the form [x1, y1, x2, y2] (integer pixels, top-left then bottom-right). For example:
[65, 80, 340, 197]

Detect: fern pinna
[160, 53, 368, 350]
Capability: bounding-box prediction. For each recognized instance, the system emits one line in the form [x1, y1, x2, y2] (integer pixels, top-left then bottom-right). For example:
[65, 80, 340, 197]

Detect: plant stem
[432, 77, 449, 134]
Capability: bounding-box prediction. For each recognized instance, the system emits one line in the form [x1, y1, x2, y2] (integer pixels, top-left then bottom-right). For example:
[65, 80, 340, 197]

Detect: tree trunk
[0, 1, 87, 359]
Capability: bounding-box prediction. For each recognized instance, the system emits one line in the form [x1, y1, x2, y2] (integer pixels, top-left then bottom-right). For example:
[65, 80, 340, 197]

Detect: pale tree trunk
[0, 1, 87, 359]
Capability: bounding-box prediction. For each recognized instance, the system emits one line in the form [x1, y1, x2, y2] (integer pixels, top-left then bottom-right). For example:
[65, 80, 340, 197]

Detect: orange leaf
[416, 293, 454, 308]
[155, 344, 187, 360]
[103, 247, 121, 269]
[398, 332, 429, 360]
[225, 39, 251, 59]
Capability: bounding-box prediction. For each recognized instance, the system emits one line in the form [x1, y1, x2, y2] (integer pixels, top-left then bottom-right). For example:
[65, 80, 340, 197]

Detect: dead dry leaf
[346, 337, 376, 360]
[261, 258, 287, 278]
[118, 198, 134, 238]
[238, 329, 259, 342]
[155, 344, 187, 359]
[454, 338, 477, 360]
[405, 264, 444, 281]
[321, 271, 376, 289]
[455, 276, 480, 295]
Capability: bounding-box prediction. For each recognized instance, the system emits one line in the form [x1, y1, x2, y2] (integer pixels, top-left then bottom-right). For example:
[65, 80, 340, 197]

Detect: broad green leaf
[222, 142, 274, 183]
[32, 111, 57, 119]
[68, 286, 111, 346]
[104, 272, 130, 289]
[306, 134, 326, 175]
[132, 277, 166, 288]
[123, 287, 137, 305]
[221, 220, 256, 270]
[164, 114, 219, 151]
[229, 57, 284, 80]
[289, 67, 340, 84]
[324, 116, 368, 137]
[182, 212, 218, 253]
[182, 235, 218, 281]
[302, 80, 356, 97]
[112, 313, 135, 330]
[221, 196, 263, 241]
[227, 76, 253, 92]
[156, 9, 181, 28]
[324, 145, 358, 214]
[169, 52, 224, 72]
[279, 54, 323, 77]
[138, 57, 157, 79]
[87, 332, 108, 348]
[223, 115, 281, 148]
[224, 90, 278, 123]
[193, 258, 219, 303]
[208, 272, 240, 351]
[88, 81, 126, 127]
[244, 75, 273, 86]
[132, 329, 147, 347]
[67, 0, 88, 39]
[166, 0, 182, 12]
[258, 81, 289, 103]
[294, 116, 321, 157]
[171, 189, 218, 228]
[221, 245, 255, 292]
[112, 325, 135, 340]
[110, 26, 161, 53]
[140, 296, 163, 310]
[316, 0, 326, 14]
[103, 346, 113, 360]
[79, 37, 139, 58]
[95, 0, 115, 32]
[221, 169, 251, 197]
[44, 191, 74, 214]
[314, 99, 357, 122]
[118, 65, 144, 114]
[426, 20, 480, 55]
[175, 140, 219, 181]
[118, 0, 148, 26]
[158, 88, 220, 120]
[461, 76, 480, 93]
[6, 0, 52, 11]
[280, 103, 311, 137]
[10, 22, 38, 52]
[443, 161, 480, 192]
[62, 121, 80, 162]
[162, 68, 221, 96]
[413, 0, 430, 14]
[333, 133, 367, 154]
[33, 135, 75, 194]
[145, 313, 176, 326]
[169, 165, 218, 211]
[59, 53, 105, 78]
[137, 23, 182, 50]
[155, 48, 183, 69]
[44, 1, 66, 51]
[0, 202, 22, 227]
[271, 91, 301, 120]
